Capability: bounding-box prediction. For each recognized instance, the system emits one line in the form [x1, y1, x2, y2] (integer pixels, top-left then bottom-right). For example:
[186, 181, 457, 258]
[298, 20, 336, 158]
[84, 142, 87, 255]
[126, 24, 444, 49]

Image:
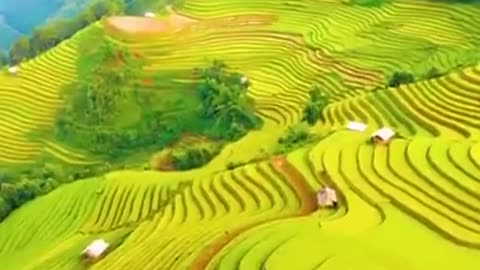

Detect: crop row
[0, 27, 97, 164]
[322, 64, 480, 139]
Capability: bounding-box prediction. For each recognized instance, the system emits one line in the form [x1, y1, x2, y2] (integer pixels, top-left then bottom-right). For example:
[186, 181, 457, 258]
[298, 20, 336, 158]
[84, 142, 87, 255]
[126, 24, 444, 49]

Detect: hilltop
[0, 0, 93, 50]
[1, 0, 480, 269]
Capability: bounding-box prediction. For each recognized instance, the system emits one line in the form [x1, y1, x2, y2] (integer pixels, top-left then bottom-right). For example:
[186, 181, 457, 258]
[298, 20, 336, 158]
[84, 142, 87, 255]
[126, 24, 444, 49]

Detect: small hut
[240, 76, 248, 84]
[346, 121, 366, 132]
[317, 187, 338, 208]
[371, 127, 395, 144]
[240, 76, 250, 88]
[82, 239, 109, 260]
[8, 66, 18, 75]
[144, 12, 155, 17]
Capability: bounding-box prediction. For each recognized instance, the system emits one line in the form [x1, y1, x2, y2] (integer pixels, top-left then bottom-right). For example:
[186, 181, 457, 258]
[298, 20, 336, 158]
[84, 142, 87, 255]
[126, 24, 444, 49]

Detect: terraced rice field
[1, 0, 480, 269]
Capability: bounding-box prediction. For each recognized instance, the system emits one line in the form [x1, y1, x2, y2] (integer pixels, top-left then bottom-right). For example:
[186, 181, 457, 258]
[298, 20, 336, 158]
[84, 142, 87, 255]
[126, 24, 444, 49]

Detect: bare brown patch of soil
[189, 156, 316, 270]
[106, 16, 170, 34]
[105, 11, 197, 37]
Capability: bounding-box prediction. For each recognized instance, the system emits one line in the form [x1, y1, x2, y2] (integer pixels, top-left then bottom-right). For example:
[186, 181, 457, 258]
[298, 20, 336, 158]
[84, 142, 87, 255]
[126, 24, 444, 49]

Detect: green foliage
[124, 0, 173, 15]
[57, 41, 255, 161]
[8, 0, 125, 65]
[170, 142, 222, 170]
[387, 71, 415, 87]
[0, 50, 9, 67]
[346, 0, 389, 7]
[196, 60, 262, 140]
[424, 67, 445, 79]
[275, 123, 313, 154]
[302, 85, 330, 125]
[56, 37, 151, 158]
[0, 160, 114, 222]
[9, 36, 31, 64]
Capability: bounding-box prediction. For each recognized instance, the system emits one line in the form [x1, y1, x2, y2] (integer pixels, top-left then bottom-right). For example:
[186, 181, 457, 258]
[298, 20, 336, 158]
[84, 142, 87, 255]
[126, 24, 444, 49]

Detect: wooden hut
[317, 187, 338, 208]
[371, 127, 395, 144]
[346, 121, 367, 132]
[82, 239, 109, 260]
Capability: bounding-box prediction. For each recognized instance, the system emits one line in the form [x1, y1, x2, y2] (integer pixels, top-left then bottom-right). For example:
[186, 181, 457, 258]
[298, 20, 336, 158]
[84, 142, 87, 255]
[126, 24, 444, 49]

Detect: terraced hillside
[1, 0, 480, 269]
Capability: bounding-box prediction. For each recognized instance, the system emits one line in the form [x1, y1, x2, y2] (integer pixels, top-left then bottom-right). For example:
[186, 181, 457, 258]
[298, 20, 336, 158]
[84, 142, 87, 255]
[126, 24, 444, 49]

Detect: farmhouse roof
[317, 187, 337, 207]
[346, 121, 367, 132]
[372, 127, 395, 141]
[240, 76, 248, 84]
[144, 12, 155, 17]
[8, 66, 18, 74]
[83, 239, 109, 258]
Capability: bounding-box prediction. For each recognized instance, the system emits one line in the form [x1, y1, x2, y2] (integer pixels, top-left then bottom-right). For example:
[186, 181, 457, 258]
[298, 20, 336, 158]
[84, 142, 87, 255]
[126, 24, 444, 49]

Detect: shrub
[170, 142, 222, 170]
[425, 67, 444, 79]
[346, 0, 389, 7]
[0, 160, 116, 222]
[275, 123, 313, 154]
[387, 71, 415, 87]
[0, 50, 9, 67]
[302, 85, 330, 125]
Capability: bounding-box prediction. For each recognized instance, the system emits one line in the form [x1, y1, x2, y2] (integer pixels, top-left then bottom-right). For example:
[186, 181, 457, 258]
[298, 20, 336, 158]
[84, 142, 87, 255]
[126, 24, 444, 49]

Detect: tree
[196, 61, 261, 140]
[302, 85, 329, 125]
[388, 71, 415, 87]
[9, 36, 31, 65]
[0, 197, 12, 221]
[0, 50, 9, 67]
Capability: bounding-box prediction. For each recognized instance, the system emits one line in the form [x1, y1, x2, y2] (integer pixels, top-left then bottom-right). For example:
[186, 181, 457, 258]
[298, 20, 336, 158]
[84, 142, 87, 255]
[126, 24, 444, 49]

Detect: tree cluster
[344, 0, 389, 7]
[170, 142, 221, 170]
[55, 37, 158, 158]
[7, 0, 187, 65]
[302, 85, 330, 125]
[275, 123, 314, 154]
[196, 60, 262, 140]
[0, 161, 112, 222]
[0, 50, 9, 67]
[387, 71, 415, 87]
[9, 0, 125, 65]
[56, 38, 258, 163]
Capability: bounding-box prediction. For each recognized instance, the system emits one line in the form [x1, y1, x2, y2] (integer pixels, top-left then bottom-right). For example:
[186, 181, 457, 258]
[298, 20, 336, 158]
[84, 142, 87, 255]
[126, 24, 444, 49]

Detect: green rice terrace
[1, 0, 480, 269]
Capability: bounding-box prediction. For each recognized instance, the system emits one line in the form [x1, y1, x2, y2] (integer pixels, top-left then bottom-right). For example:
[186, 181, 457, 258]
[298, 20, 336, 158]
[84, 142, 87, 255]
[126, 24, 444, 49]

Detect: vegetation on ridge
[55, 29, 260, 165]
[302, 85, 330, 125]
[2, 0, 480, 268]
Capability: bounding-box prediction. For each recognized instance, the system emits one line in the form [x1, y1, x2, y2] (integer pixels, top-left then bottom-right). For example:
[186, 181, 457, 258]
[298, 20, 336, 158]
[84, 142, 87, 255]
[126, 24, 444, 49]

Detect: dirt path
[189, 156, 317, 270]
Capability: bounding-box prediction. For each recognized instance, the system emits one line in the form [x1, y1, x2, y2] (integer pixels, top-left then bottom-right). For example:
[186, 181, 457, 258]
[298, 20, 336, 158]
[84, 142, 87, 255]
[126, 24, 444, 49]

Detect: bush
[170, 142, 221, 170]
[196, 60, 262, 140]
[387, 71, 415, 87]
[0, 50, 9, 67]
[346, 0, 389, 7]
[302, 85, 330, 125]
[425, 67, 444, 79]
[275, 123, 313, 154]
[0, 160, 115, 222]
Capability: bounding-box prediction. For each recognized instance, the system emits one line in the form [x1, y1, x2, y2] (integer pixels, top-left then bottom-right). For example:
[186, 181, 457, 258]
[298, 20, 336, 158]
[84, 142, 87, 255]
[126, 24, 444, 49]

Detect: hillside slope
[0, 0, 92, 50]
[1, 0, 480, 269]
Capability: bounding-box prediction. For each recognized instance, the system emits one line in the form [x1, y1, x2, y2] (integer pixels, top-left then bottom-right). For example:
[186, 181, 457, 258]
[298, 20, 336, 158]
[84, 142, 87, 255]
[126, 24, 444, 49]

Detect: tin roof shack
[240, 76, 250, 88]
[8, 66, 18, 75]
[346, 121, 367, 132]
[317, 187, 338, 208]
[82, 239, 109, 261]
[371, 127, 395, 145]
[144, 12, 155, 17]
